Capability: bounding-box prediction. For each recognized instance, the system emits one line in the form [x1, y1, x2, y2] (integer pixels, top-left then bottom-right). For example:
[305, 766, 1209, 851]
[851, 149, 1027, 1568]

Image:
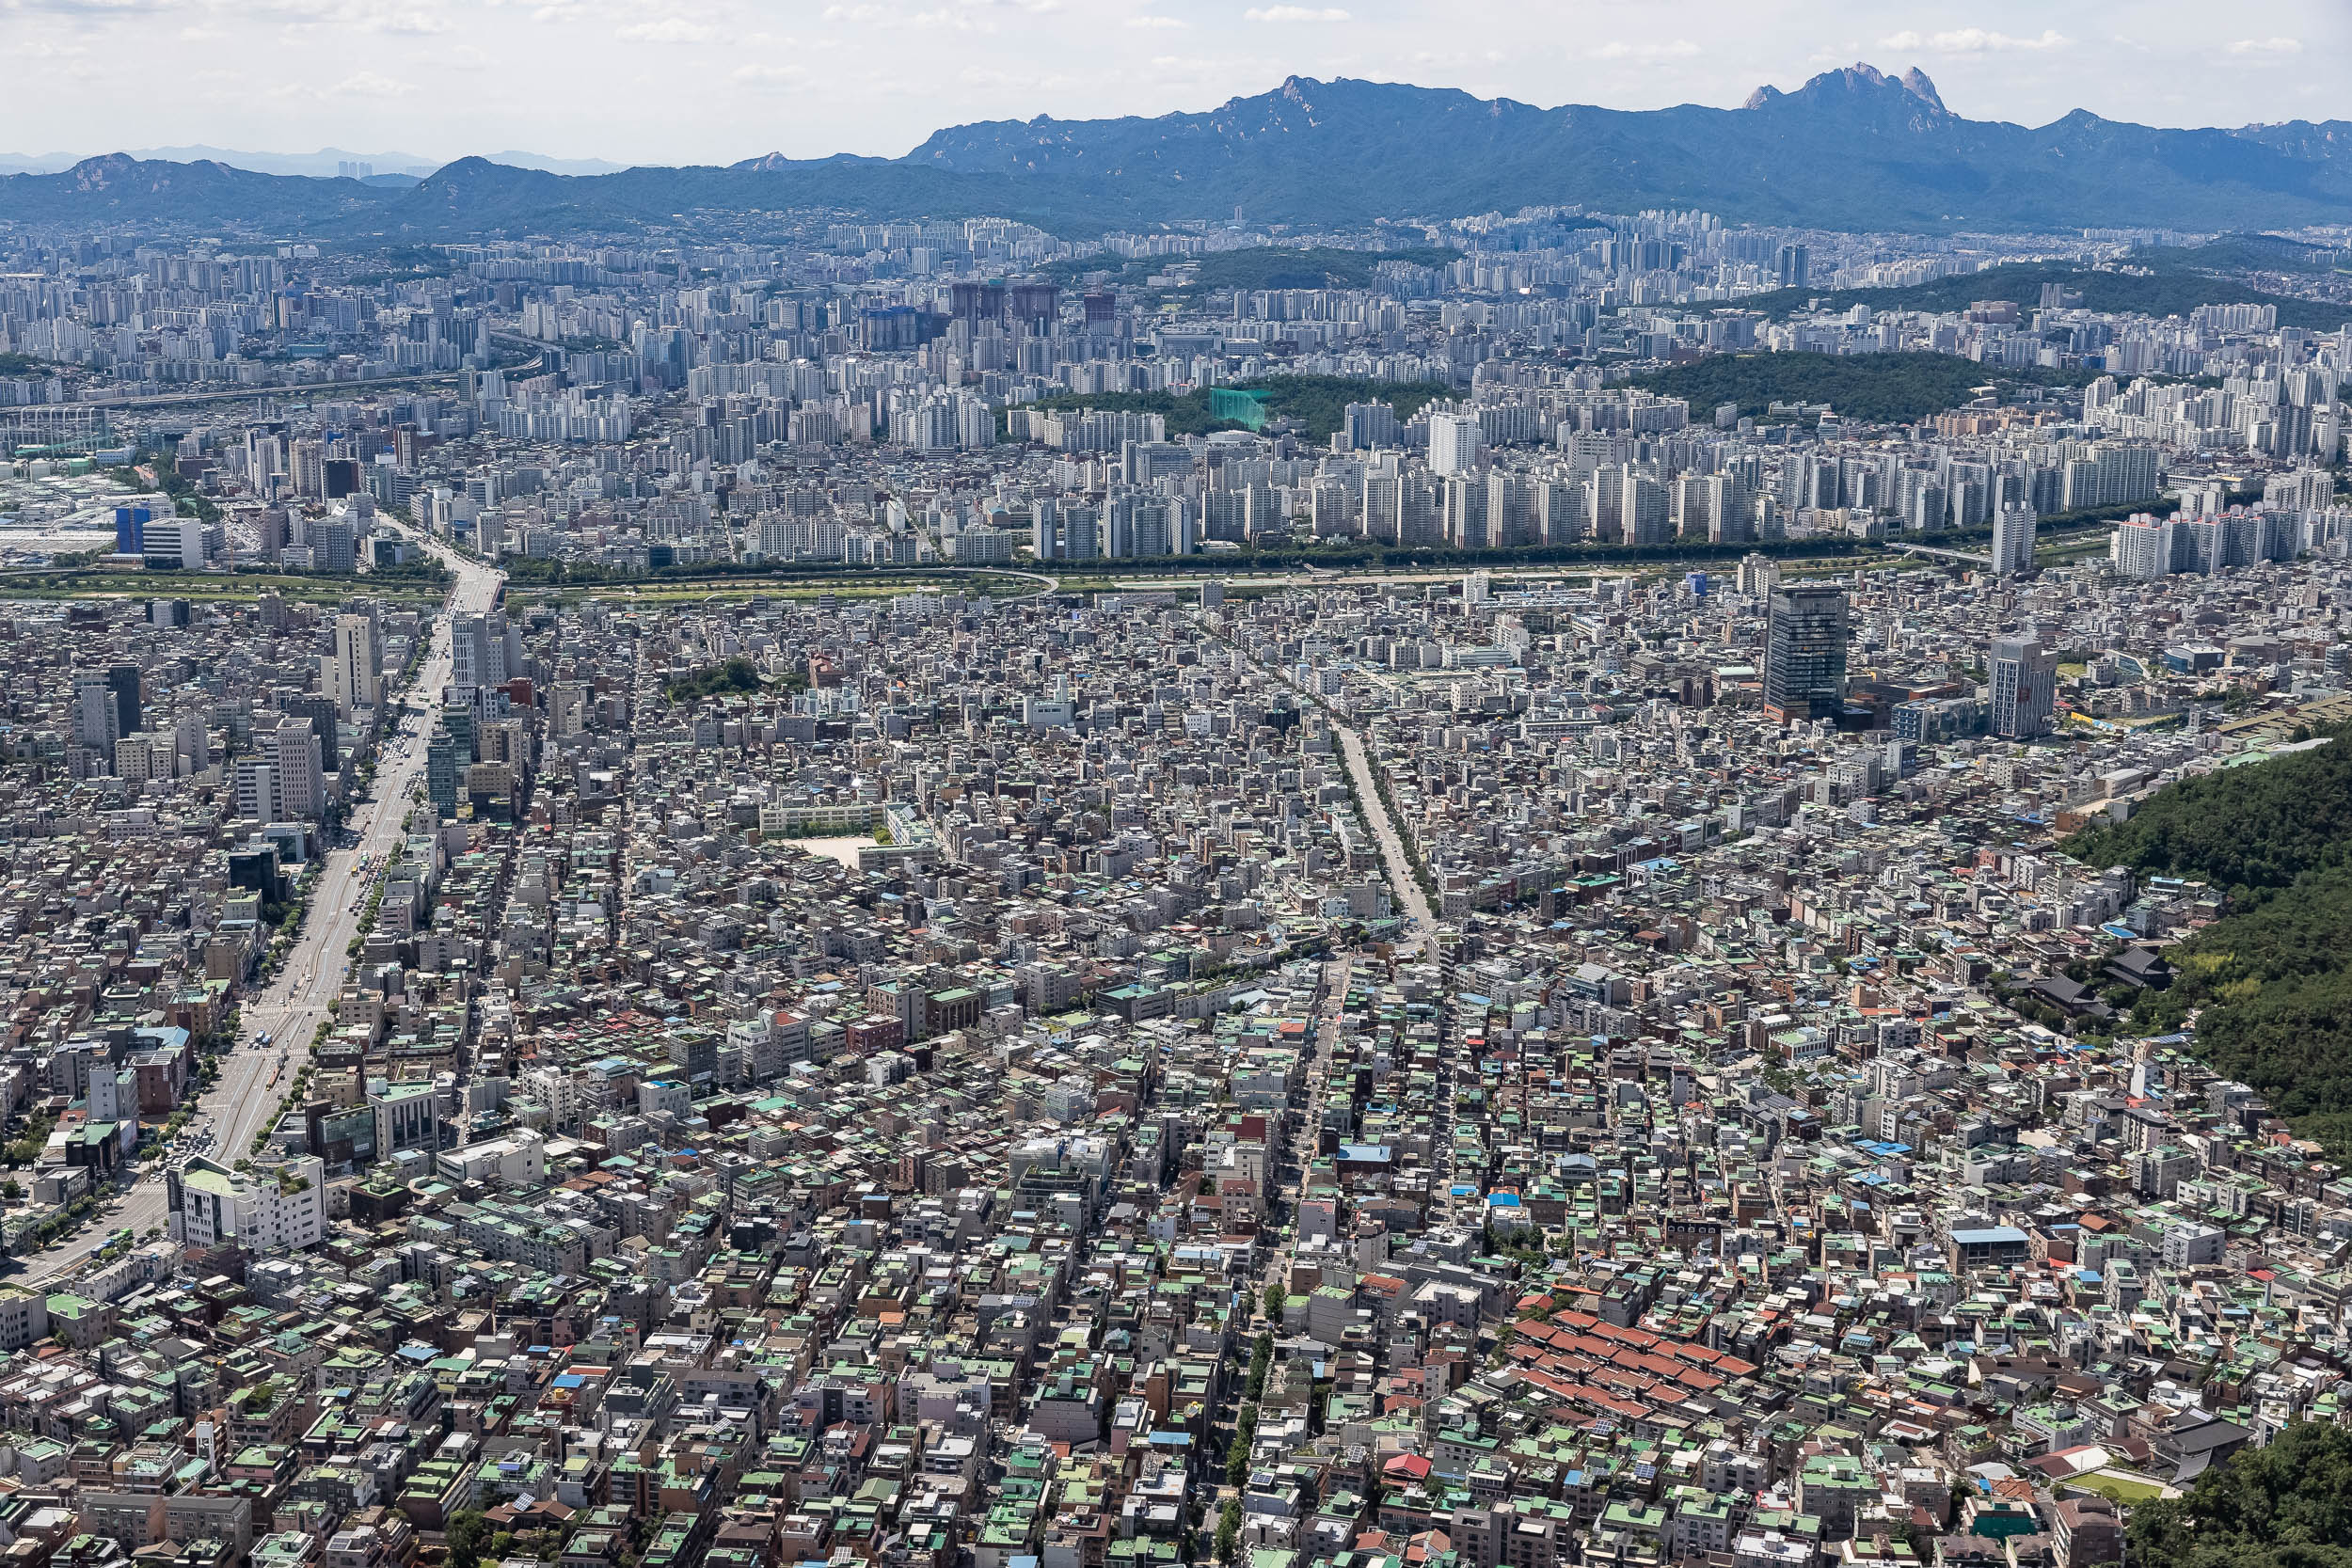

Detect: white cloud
[275, 68, 416, 98]
[337, 69, 416, 93]
[1125, 11, 1183, 25]
[17, 0, 456, 24]
[615, 16, 711, 40]
[1244, 5, 1347, 20]
[959, 63, 1072, 88]
[1, 0, 179, 13]
[231, 0, 457, 33]
[1882, 27, 2067, 54]
[818, 1, 881, 14]
[731, 60, 807, 87]
[2226, 36, 2301, 54]
[1590, 39, 1698, 61]
[910, 6, 989, 27]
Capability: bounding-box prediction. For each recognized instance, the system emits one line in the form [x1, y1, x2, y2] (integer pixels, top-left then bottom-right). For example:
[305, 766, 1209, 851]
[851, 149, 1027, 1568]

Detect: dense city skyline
[5, 3, 2352, 1563]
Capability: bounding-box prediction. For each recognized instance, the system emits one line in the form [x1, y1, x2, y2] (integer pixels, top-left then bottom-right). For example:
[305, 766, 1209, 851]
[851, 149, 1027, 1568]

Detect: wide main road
[13, 539, 503, 1283]
[1332, 724, 1436, 947]
[1198, 608, 1436, 954]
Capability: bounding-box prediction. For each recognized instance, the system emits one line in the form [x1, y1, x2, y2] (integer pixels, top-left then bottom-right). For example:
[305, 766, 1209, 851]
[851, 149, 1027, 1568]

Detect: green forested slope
[2063, 733, 2352, 894]
[1630, 352, 2097, 424]
[2063, 732, 2352, 1153]
[2130, 1421, 2352, 1568]
[1738, 261, 2349, 332]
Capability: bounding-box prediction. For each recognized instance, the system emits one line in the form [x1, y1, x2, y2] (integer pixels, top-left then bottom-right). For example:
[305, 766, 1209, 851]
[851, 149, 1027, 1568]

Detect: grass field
[509, 572, 1059, 610]
[2074, 1472, 2169, 1505]
[0, 570, 449, 605]
[2036, 532, 2117, 566]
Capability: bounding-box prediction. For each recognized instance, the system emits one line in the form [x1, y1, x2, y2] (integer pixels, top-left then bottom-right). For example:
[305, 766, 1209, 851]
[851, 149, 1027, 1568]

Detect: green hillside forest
[2129, 1420, 2352, 1568]
[1630, 352, 2101, 425]
[2063, 729, 2352, 1154]
[1739, 260, 2348, 333]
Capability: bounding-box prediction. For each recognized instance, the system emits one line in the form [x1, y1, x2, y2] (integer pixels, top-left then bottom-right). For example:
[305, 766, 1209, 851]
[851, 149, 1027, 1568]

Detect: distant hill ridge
[7, 65, 2351, 235]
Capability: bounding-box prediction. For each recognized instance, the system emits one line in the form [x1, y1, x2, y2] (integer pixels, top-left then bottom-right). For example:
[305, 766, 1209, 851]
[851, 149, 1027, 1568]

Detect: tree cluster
[2063, 728, 2352, 1154]
[2129, 1420, 2352, 1568]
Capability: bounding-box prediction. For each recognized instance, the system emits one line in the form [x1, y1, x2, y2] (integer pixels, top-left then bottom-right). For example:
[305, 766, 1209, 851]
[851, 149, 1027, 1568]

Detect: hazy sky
[6, 0, 2345, 166]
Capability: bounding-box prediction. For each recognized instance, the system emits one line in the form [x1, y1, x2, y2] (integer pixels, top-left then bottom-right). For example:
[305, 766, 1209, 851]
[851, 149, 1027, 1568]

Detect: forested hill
[1629, 352, 2100, 426]
[1736, 259, 2350, 334]
[2128, 1420, 2352, 1568]
[2063, 731, 2352, 1155]
[2062, 730, 2352, 895]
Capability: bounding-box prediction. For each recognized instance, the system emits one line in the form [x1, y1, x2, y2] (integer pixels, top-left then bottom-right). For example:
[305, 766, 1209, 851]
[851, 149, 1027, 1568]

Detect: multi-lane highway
[11, 539, 503, 1283]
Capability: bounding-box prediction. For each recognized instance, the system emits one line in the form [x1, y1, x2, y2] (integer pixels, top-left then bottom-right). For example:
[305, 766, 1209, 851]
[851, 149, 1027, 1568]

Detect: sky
[3, 0, 2346, 167]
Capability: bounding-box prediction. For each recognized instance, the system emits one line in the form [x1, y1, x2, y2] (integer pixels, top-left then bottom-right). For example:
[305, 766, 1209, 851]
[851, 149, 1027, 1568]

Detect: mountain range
[6, 66, 2349, 238]
[0, 146, 624, 179]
